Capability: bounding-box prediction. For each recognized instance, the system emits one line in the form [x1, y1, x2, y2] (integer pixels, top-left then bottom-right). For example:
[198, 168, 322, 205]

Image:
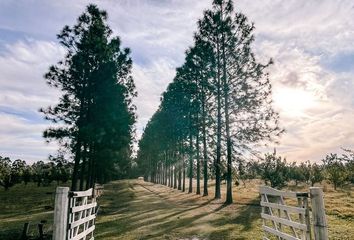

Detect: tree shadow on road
[96, 180, 263, 240]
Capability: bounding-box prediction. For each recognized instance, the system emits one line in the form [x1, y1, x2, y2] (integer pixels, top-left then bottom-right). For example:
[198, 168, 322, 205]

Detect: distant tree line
[136, 0, 283, 204]
[2, 147, 351, 192]
[242, 148, 354, 190]
[41, 5, 136, 191]
[0, 155, 72, 191]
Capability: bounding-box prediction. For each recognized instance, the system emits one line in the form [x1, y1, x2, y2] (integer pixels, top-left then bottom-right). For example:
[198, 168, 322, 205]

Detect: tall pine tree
[41, 5, 136, 190]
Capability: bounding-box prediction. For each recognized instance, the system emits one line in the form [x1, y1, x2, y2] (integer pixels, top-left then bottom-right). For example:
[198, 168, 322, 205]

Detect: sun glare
[273, 87, 319, 117]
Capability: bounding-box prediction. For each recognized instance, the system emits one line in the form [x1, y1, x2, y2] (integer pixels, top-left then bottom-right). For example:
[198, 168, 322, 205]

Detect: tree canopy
[41, 4, 136, 190]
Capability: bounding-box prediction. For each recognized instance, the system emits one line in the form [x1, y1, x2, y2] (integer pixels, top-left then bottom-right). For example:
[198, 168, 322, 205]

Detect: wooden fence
[53, 185, 103, 240]
[260, 186, 328, 240]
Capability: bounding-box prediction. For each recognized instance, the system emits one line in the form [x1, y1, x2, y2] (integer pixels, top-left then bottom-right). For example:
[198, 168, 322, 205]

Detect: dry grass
[0, 179, 353, 239]
[95, 179, 354, 240]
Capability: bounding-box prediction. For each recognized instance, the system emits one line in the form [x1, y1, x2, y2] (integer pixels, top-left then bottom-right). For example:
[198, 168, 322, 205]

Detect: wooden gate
[260, 186, 311, 240]
[260, 186, 328, 240]
[53, 185, 103, 240]
[67, 188, 97, 240]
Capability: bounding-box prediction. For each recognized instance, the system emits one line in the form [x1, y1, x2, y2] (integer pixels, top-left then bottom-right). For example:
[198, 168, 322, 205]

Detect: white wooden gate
[260, 186, 328, 240]
[260, 186, 311, 240]
[67, 188, 97, 240]
[53, 185, 103, 240]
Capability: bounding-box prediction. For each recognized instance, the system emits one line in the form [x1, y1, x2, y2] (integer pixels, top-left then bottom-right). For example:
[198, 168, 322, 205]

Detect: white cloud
[260, 41, 354, 162]
[0, 39, 64, 162]
[237, 0, 354, 162]
[0, 113, 58, 163]
[133, 59, 176, 139]
[0, 0, 354, 163]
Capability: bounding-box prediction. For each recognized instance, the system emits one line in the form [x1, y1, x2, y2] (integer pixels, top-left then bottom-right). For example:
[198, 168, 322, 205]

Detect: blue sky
[0, 0, 353, 163]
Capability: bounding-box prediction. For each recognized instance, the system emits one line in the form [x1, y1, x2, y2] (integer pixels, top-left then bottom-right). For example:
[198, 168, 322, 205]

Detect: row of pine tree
[42, 5, 136, 191]
[136, 0, 283, 204]
[42, 0, 283, 196]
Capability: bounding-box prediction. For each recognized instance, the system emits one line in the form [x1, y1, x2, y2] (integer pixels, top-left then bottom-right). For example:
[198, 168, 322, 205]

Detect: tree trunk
[89, 149, 96, 188]
[202, 107, 209, 196]
[86, 144, 93, 189]
[178, 163, 182, 190]
[71, 138, 82, 191]
[215, 41, 222, 199]
[182, 158, 186, 192]
[174, 165, 177, 189]
[201, 82, 209, 196]
[188, 125, 193, 193]
[170, 162, 173, 187]
[165, 157, 168, 185]
[220, 6, 233, 204]
[222, 38, 233, 205]
[196, 127, 201, 195]
[79, 144, 88, 191]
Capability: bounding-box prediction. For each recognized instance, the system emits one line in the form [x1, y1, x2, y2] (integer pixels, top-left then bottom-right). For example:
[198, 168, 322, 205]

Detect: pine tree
[41, 5, 136, 190]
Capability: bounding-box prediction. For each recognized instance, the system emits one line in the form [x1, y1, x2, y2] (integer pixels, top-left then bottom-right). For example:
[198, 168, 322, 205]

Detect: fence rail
[53, 184, 104, 240]
[259, 186, 328, 240]
[67, 188, 97, 240]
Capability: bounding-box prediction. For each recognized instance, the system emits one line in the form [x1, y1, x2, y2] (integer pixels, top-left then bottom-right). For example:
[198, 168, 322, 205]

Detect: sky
[0, 0, 353, 163]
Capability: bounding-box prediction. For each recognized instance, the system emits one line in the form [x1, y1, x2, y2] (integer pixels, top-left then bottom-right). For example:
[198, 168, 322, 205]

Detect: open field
[0, 183, 58, 239]
[1, 180, 353, 239]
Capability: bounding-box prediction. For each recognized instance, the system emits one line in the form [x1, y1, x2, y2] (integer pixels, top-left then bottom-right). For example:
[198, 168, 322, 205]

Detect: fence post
[53, 187, 69, 240]
[310, 187, 328, 240]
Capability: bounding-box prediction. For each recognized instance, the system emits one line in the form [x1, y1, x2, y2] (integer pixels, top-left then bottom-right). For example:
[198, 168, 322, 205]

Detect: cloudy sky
[0, 0, 353, 163]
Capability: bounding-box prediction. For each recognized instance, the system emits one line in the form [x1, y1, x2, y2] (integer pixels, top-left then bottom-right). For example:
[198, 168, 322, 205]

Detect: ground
[95, 180, 262, 240]
[0, 183, 57, 239]
[0, 180, 353, 239]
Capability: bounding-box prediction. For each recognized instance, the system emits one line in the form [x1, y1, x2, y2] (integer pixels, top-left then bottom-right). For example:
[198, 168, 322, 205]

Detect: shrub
[260, 150, 289, 189]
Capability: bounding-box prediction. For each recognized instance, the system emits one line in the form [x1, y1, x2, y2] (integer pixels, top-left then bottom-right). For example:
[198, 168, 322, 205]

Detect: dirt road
[95, 180, 262, 240]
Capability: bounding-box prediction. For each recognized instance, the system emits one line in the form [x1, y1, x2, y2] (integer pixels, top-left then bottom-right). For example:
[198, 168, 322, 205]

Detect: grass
[0, 182, 61, 239]
[0, 179, 353, 239]
[95, 180, 354, 240]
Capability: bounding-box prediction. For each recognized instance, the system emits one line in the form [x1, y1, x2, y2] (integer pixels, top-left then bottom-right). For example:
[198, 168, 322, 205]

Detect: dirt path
[95, 180, 262, 240]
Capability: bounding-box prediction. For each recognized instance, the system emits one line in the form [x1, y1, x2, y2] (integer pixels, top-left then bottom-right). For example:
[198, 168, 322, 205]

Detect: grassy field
[0, 183, 59, 239]
[1, 180, 353, 239]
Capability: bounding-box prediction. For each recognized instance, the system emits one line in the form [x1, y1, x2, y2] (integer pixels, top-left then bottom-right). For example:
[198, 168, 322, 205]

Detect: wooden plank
[71, 202, 97, 213]
[94, 184, 104, 190]
[276, 196, 283, 233]
[304, 197, 312, 240]
[70, 188, 93, 198]
[69, 225, 95, 240]
[261, 194, 266, 227]
[260, 186, 297, 198]
[261, 201, 306, 214]
[21, 222, 30, 239]
[263, 225, 301, 240]
[53, 187, 69, 240]
[310, 187, 328, 240]
[297, 197, 306, 238]
[263, 194, 281, 240]
[278, 193, 299, 238]
[69, 214, 96, 229]
[261, 213, 308, 231]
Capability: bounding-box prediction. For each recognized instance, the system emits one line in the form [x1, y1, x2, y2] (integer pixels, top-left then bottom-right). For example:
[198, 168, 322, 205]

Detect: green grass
[0, 182, 62, 239]
[1, 180, 353, 239]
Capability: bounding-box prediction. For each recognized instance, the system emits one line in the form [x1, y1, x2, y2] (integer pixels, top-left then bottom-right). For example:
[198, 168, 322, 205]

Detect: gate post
[310, 187, 328, 240]
[53, 187, 69, 240]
